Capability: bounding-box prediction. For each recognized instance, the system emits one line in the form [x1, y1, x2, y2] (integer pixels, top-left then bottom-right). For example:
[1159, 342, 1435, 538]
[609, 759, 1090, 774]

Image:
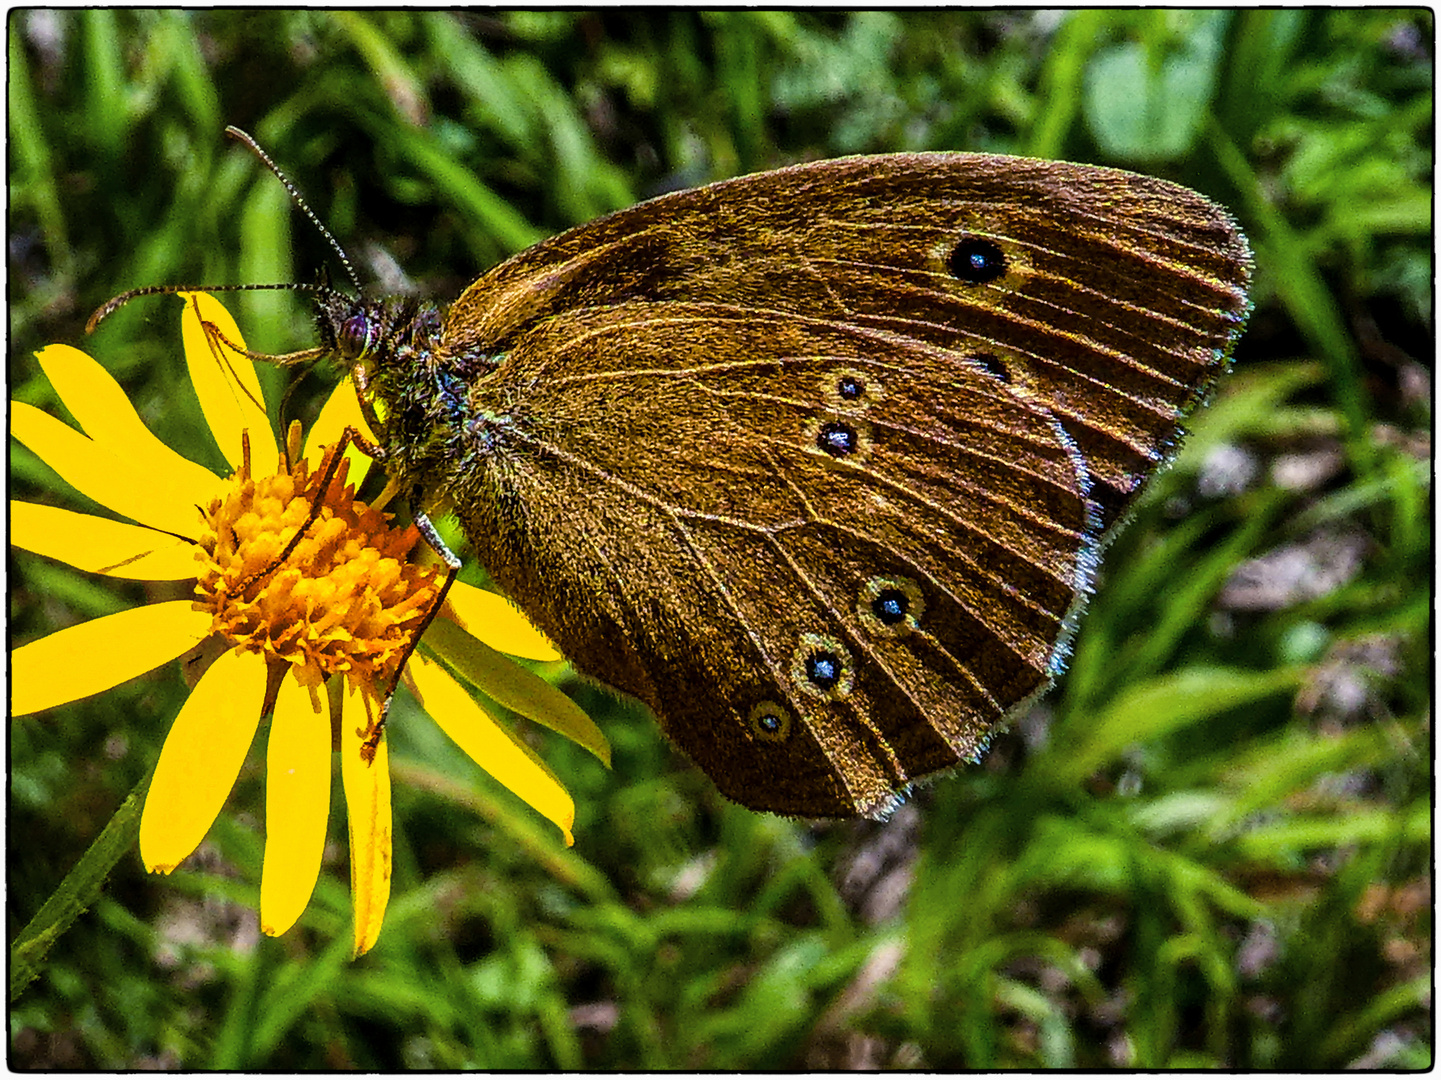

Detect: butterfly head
[315, 292, 438, 392]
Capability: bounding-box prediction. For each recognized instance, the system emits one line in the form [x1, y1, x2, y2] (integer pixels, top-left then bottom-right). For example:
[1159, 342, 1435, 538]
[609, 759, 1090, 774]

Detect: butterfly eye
[948, 237, 1007, 284]
[338, 313, 373, 360]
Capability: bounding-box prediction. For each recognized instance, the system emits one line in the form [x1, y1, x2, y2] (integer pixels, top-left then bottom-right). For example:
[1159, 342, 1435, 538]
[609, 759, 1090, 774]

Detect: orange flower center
[193, 423, 442, 697]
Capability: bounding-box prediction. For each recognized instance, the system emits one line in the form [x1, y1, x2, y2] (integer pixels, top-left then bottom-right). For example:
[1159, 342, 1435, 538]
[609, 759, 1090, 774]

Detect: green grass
[8, 9, 1431, 1069]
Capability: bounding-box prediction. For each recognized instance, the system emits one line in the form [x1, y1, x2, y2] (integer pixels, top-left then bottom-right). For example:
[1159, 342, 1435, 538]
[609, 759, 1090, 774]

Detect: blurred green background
[8, 9, 1431, 1069]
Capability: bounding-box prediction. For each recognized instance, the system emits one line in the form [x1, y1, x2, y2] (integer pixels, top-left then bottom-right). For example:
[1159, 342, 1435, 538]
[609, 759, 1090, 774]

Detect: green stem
[9, 767, 152, 1002]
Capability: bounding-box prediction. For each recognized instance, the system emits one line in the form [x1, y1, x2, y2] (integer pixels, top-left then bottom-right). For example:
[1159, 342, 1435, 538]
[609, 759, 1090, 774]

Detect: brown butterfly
[99, 138, 1252, 818]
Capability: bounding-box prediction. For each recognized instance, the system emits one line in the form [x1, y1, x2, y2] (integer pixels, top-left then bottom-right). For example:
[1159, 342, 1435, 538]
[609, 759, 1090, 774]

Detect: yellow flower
[11, 292, 608, 955]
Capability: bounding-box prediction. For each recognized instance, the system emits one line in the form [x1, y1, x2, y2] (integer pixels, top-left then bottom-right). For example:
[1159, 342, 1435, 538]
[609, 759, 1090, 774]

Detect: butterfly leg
[238, 421, 460, 765]
[358, 508, 462, 764]
[198, 312, 330, 373]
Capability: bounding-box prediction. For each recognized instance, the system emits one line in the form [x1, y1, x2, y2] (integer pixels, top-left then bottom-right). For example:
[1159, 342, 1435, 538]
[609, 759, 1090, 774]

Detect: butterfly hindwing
[449, 303, 1096, 815]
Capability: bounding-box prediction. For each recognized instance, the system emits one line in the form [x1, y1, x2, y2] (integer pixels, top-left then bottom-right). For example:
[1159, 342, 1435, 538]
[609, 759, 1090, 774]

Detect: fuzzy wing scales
[454, 303, 1096, 816]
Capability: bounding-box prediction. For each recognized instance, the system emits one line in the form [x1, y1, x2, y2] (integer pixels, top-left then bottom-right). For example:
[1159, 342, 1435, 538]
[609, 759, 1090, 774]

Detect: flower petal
[444, 580, 560, 661]
[261, 676, 332, 937]
[423, 615, 609, 765]
[179, 293, 279, 476]
[408, 653, 576, 846]
[12, 500, 200, 580]
[340, 680, 391, 957]
[11, 401, 219, 537]
[305, 377, 376, 487]
[140, 647, 268, 873]
[32, 344, 228, 498]
[12, 599, 212, 716]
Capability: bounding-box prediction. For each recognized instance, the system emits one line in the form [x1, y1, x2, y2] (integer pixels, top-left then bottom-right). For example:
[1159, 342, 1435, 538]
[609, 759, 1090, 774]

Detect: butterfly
[101, 142, 1253, 818]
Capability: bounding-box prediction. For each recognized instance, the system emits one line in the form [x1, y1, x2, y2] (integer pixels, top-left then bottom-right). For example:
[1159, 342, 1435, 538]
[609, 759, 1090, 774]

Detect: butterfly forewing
[446, 153, 1251, 533]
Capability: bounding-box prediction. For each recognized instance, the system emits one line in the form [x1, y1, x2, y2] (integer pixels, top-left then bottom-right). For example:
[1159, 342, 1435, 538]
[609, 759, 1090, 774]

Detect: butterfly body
[324, 152, 1251, 818]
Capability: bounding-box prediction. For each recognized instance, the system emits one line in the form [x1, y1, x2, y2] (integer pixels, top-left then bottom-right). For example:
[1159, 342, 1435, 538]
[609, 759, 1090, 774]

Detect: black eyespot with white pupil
[748, 701, 792, 742]
[792, 633, 853, 700]
[871, 588, 909, 626]
[948, 238, 1007, 284]
[805, 651, 842, 690]
[859, 574, 925, 637]
[817, 421, 858, 457]
[837, 375, 865, 401]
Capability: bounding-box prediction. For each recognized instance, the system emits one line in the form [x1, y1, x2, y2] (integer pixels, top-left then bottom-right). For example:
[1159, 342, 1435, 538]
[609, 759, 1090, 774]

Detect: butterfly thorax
[317, 292, 507, 501]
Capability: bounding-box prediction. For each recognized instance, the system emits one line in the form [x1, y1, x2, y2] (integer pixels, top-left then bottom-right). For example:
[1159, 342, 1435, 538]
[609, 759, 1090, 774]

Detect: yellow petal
[179, 293, 278, 476]
[11, 401, 219, 537]
[12, 599, 212, 716]
[140, 647, 268, 873]
[409, 653, 576, 846]
[340, 680, 391, 956]
[32, 344, 229, 498]
[261, 676, 332, 937]
[12, 500, 199, 580]
[305, 377, 377, 487]
[444, 580, 560, 661]
[423, 615, 609, 765]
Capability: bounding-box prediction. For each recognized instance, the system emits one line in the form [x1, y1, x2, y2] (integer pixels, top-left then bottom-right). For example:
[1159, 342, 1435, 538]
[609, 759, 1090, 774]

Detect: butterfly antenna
[86, 280, 322, 334]
[87, 127, 365, 335]
[224, 125, 362, 294]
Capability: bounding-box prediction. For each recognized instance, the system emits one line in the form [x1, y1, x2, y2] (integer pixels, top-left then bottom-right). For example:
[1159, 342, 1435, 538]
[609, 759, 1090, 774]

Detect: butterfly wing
[451, 302, 1098, 816]
[446, 153, 1252, 533]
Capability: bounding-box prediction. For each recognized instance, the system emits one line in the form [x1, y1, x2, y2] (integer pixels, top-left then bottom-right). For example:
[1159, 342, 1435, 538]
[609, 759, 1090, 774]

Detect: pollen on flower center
[194, 423, 442, 696]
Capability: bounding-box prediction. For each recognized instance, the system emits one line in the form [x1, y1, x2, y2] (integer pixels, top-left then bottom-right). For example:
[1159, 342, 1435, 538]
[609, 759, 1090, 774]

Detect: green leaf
[422, 615, 611, 766]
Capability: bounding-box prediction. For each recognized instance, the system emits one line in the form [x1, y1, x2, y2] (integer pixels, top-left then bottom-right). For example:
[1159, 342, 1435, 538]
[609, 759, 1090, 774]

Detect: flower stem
[9, 765, 152, 1002]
